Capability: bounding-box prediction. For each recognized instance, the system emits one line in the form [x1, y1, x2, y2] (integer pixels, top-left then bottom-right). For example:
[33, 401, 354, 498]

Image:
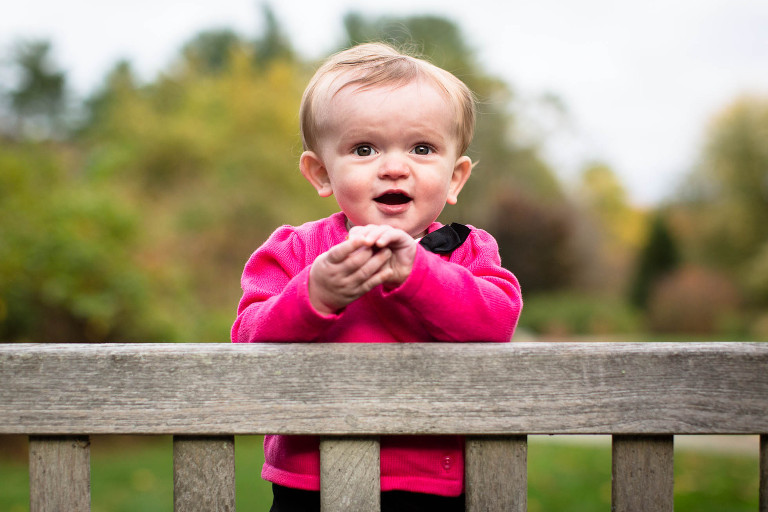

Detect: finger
[348, 224, 387, 247]
[357, 247, 392, 278]
[324, 237, 370, 264]
[357, 263, 395, 294]
[373, 227, 411, 249]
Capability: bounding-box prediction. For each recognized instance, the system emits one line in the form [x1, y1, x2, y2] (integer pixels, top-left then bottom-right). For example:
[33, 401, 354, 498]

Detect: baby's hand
[308, 235, 393, 315]
[347, 225, 417, 289]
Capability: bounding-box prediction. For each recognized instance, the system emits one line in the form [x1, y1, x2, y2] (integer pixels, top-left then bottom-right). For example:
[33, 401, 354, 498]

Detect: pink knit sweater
[232, 212, 522, 496]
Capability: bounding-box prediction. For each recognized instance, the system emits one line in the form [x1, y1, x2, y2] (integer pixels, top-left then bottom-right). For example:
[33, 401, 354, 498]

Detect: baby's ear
[300, 151, 333, 197]
[446, 156, 472, 205]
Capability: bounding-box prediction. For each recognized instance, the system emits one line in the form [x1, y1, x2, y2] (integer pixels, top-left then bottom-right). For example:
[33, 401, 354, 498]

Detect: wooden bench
[1, 342, 767, 511]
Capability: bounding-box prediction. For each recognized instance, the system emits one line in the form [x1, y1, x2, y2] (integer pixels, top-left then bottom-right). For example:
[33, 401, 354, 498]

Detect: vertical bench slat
[466, 436, 527, 512]
[173, 436, 235, 512]
[320, 437, 380, 512]
[611, 435, 673, 512]
[29, 435, 91, 512]
[761, 435, 767, 512]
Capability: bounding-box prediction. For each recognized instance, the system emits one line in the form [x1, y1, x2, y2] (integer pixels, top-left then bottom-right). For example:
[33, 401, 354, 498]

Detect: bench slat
[466, 436, 527, 512]
[2, 343, 767, 435]
[761, 435, 767, 512]
[320, 437, 380, 512]
[29, 436, 90, 512]
[612, 435, 673, 512]
[173, 436, 235, 512]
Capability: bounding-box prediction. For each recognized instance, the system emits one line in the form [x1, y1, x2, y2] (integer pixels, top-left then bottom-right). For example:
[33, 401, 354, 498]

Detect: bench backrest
[2, 342, 767, 511]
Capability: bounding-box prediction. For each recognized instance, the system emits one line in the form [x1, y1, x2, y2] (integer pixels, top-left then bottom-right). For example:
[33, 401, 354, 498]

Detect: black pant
[269, 484, 466, 512]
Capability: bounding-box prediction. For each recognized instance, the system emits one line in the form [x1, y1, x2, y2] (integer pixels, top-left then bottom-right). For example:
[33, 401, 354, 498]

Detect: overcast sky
[3, 0, 767, 205]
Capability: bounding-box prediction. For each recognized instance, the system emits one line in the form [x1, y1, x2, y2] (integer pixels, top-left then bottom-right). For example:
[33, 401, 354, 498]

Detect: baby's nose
[379, 154, 410, 178]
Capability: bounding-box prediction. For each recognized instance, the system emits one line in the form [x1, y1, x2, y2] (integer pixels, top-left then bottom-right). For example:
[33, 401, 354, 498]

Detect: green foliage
[629, 214, 680, 309]
[6, 40, 68, 139]
[518, 292, 642, 337]
[78, 50, 331, 341]
[681, 95, 768, 273]
[0, 142, 156, 342]
[181, 29, 245, 75]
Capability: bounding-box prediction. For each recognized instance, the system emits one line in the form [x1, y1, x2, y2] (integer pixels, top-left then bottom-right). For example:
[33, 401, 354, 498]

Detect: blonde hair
[300, 42, 476, 155]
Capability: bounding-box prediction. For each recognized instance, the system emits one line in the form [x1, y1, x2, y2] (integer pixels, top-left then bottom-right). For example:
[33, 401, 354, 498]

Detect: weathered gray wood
[761, 435, 767, 512]
[29, 436, 90, 512]
[320, 437, 380, 512]
[173, 436, 235, 512]
[2, 343, 768, 435]
[612, 435, 673, 512]
[466, 436, 527, 512]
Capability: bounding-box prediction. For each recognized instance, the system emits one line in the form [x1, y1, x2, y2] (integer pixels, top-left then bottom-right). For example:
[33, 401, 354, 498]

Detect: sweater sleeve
[231, 226, 338, 343]
[376, 228, 522, 342]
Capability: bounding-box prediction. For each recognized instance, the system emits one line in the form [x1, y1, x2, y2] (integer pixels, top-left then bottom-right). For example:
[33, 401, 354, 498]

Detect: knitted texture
[232, 212, 522, 496]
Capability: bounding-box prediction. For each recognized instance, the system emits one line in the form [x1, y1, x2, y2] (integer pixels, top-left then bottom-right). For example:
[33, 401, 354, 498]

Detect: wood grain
[466, 436, 527, 512]
[2, 343, 767, 435]
[320, 437, 380, 512]
[761, 435, 767, 512]
[29, 436, 90, 512]
[612, 435, 673, 512]
[173, 436, 235, 512]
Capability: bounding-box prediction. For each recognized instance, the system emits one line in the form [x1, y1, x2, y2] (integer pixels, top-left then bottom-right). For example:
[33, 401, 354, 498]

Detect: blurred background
[1, 0, 767, 344]
[0, 1, 766, 509]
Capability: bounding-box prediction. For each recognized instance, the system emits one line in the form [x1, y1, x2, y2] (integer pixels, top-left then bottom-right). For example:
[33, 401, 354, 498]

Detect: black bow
[419, 223, 471, 254]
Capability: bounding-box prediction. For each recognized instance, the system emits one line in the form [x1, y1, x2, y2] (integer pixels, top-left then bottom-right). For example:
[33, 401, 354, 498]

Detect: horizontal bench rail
[1, 342, 766, 511]
[2, 342, 767, 435]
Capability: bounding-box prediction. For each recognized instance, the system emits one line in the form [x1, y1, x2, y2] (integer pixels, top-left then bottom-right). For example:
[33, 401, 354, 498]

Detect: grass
[0, 435, 272, 512]
[0, 435, 759, 511]
[528, 436, 759, 511]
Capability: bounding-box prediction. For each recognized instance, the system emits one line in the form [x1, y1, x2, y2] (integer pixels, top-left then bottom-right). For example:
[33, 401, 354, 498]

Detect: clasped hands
[309, 224, 417, 315]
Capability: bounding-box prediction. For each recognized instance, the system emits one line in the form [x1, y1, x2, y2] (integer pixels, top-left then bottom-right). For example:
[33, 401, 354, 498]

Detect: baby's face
[305, 79, 471, 238]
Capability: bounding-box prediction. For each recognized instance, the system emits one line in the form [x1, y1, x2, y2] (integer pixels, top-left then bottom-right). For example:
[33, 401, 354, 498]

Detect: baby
[232, 42, 522, 512]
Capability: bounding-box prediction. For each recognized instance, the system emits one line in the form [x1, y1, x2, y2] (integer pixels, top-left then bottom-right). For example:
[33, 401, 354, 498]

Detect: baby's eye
[412, 145, 434, 155]
[353, 145, 375, 157]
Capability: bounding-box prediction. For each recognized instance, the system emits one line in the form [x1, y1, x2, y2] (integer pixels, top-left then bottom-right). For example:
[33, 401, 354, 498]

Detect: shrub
[647, 266, 742, 335]
[518, 293, 642, 338]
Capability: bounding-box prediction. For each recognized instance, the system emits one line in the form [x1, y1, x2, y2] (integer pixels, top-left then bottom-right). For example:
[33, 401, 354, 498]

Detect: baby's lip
[374, 191, 412, 205]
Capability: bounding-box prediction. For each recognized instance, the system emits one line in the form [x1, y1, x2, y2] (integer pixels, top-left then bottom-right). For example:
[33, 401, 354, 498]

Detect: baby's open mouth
[375, 192, 412, 205]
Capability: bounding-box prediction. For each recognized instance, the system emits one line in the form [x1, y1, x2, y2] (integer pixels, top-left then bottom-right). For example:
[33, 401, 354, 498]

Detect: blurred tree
[628, 214, 680, 309]
[646, 265, 741, 335]
[0, 141, 154, 342]
[574, 162, 646, 294]
[182, 29, 244, 75]
[81, 60, 139, 135]
[681, 95, 768, 270]
[577, 162, 644, 249]
[7, 40, 67, 139]
[489, 192, 578, 293]
[343, 12, 475, 74]
[74, 7, 327, 341]
[253, 3, 295, 66]
[674, 95, 768, 312]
